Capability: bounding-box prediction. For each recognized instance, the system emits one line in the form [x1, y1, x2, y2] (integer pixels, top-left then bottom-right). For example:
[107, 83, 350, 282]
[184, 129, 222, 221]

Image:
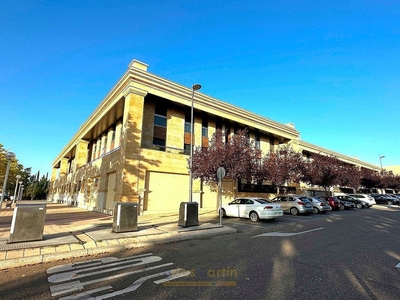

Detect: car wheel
[356, 203, 362, 209]
[290, 207, 299, 216]
[338, 204, 344, 210]
[313, 207, 319, 214]
[249, 211, 260, 222]
[388, 201, 393, 205]
[220, 208, 227, 218]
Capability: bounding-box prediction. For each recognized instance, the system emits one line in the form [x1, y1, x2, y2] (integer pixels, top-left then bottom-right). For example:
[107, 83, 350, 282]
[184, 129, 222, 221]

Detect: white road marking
[47, 253, 192, 298]
[252, 227, 324, 237]
[46, 253, 152, 275]
[396, 262, 400, 268]
[50, 263, 174, 297]
[48, 255, 162, 283]
[58, 268, 191, 300]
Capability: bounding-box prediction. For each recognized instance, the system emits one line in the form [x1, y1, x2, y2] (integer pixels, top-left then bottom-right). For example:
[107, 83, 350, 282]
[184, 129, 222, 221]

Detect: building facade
[49, 59, 380, 214]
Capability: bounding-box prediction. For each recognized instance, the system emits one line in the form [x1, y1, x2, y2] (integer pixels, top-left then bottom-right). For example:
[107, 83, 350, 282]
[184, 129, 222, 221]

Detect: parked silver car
[348, 194, 376, 207]
[271, 195, 314, 215]
[300, 196, 330, 214]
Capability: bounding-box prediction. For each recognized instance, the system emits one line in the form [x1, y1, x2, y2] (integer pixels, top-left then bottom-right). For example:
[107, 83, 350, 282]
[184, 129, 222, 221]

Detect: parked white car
[220, 197, 283, 222]
[347, 194, 376, 207]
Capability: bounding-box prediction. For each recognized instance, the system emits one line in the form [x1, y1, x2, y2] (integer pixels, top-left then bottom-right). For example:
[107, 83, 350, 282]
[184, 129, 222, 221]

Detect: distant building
[386, 166, 400, 175]
[49, 60, 380, 214]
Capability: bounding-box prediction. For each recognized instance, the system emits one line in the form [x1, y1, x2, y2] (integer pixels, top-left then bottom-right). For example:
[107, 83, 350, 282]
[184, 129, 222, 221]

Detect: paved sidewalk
[0, 201, 236, 270]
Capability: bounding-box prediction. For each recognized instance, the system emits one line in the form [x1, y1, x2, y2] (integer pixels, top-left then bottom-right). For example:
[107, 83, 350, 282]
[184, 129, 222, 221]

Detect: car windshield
[254, 199, 271, 204]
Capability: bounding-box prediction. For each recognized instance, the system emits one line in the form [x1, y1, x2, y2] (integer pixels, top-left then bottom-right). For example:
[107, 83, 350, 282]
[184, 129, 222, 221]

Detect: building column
[106, 129, 113, 152]
[60, 158, 69, 176]
[115, 121, 123, 148]
[76, 140, 89, 169]
[100, 134, 107, 156]
[51, 167, 58, 181]
[117, 85, 148, 203]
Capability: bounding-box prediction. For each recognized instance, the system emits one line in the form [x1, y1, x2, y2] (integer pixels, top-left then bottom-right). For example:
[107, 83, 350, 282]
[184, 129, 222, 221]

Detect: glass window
[153, 138, 166, 148]
[184, 144, 191, 154]
[185, 122, 191, 133]
[202, 126, 208, 137]
[154, 115, 167, 127]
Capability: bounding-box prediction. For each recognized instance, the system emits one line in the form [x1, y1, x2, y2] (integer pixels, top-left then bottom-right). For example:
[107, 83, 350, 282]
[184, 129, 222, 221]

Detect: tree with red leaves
[337, 163, 361, 192]
[380, 170, 400, 191]
[261, 144, 305, 194]
[303, 153, 341, 196]
[360, 168, 381, 192]
[191, 129, 257, 184]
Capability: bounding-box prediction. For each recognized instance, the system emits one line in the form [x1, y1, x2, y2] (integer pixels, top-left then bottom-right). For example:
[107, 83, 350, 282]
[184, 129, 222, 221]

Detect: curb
[1, 226, 237, 270]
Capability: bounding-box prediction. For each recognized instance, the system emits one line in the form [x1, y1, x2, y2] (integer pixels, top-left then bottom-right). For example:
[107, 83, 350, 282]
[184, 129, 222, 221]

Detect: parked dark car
[370, 194, 400, 205]
[336, 195, 368, 209]
[338, 199, 356, 210]
[0, 193, 10, 201]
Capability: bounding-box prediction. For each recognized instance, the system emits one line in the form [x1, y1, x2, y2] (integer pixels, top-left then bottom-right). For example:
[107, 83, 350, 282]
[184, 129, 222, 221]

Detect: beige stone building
[49, 59, 380, 214]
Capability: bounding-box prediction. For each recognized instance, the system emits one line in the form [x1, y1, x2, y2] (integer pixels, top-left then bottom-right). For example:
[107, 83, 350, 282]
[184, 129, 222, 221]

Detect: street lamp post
[189, 84, 201, 202]
[379, 155, 385, 173]
[18, 185, 24, 201]
[13, 174, 21, 204]
[0, 151, 16, 211]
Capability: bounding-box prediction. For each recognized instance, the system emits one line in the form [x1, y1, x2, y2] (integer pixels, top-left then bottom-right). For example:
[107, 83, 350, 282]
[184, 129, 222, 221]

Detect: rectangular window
[153, 103, 167, 151]
[216, 119, 222, 130]
[184, 107, 193, 151]
[184, 143, 191, 155]
[202, 126, 208, 137]
[202, 116, 208, 136]
[184, 122, 191, 133]
[255, 131, 260, 150]
[153, 138, 166, 150]
[154, 115, 167, 127]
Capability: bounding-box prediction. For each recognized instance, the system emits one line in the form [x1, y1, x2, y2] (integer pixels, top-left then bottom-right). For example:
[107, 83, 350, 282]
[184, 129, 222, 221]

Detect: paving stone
[55, 245, 70, 253]
[83, 241, 97, 249]
[6, 250, 24, 259]
[24, 248, 41, 257]
[69, 243, 85, 251]
[41, 247, 56, 254]
[106, 239, 120, 246]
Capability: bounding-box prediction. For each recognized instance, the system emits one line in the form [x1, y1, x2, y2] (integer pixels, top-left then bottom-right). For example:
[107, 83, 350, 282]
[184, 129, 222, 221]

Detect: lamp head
[192, 84, 201, 91]
[5, 151, 16, 161]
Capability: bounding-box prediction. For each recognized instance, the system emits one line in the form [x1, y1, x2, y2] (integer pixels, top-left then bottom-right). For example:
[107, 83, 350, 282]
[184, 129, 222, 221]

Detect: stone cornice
[299, 140, 380, 171]
[123, 67, 300, 140]
[122, 83, 148, 98]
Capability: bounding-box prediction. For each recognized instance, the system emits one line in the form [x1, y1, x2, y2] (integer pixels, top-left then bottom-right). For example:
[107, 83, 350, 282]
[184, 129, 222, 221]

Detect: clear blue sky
[1, 0, 399, 177]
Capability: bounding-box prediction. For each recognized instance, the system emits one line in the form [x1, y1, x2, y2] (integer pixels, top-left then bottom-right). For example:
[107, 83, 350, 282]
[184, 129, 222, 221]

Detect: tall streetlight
[379, 155, 385, 173]
[0, 151, 16, 211]
[12, 174, 21, 204]
[189, 84, 202, 202]
[18, 185, 24, 201]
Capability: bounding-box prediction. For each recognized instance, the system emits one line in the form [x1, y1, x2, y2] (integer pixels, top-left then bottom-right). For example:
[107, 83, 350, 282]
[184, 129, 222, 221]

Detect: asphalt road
[1, 205, 399, 300]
